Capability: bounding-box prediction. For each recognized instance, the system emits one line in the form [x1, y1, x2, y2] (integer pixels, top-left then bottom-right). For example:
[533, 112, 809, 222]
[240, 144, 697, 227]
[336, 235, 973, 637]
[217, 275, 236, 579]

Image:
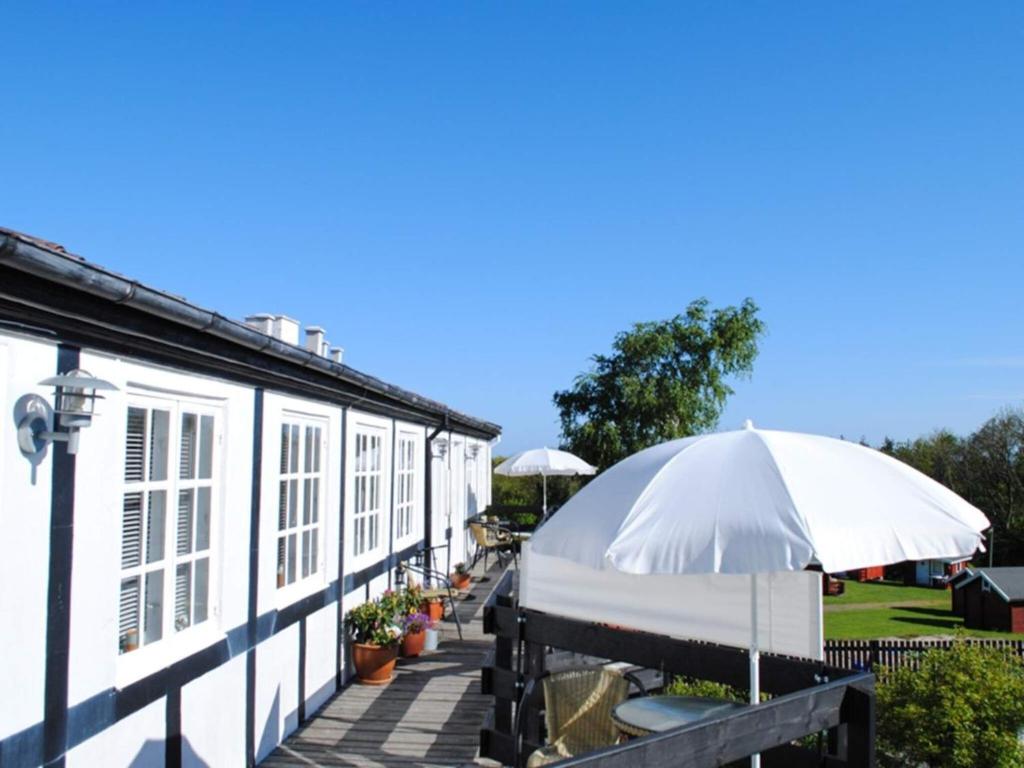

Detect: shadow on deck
[263, 560, 508, 767]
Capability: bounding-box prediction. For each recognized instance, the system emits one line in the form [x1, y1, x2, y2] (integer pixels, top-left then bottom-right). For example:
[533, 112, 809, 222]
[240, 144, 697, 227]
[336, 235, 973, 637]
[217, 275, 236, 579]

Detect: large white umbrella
[494, 447, 597, 517]
[529, 421, 989, 766]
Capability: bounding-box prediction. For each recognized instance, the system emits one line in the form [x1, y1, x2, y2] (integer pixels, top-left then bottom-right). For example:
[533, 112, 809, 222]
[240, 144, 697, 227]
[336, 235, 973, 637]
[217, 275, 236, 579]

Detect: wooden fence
[825, 638, 1024, 671]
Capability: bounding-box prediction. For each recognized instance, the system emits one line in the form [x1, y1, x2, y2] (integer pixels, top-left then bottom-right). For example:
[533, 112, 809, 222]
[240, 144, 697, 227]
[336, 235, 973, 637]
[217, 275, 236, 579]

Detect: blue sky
[2, 3, 1021, 454]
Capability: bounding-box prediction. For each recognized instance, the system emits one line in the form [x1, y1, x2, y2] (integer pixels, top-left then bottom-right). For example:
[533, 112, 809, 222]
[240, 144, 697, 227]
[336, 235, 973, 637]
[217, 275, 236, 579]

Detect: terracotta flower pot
[352, 642, 398, 685]
[450, 573, 471, 590]
[401, 628, 426, 657]
[421, 599, 444, 623]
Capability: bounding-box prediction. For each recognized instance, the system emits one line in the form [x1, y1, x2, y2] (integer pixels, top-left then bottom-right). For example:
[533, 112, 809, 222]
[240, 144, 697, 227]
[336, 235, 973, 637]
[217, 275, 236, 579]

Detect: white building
[0, 228, 499, 767]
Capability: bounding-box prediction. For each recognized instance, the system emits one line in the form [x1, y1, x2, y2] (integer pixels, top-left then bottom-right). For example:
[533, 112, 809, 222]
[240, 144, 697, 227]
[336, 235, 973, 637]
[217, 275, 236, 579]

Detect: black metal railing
[480, 571, 876, 768]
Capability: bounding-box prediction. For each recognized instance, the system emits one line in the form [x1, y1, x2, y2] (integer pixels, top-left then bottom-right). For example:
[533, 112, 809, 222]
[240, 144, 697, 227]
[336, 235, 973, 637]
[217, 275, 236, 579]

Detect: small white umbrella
[530, 421, 989, 766]
[494, 447, 597, 516]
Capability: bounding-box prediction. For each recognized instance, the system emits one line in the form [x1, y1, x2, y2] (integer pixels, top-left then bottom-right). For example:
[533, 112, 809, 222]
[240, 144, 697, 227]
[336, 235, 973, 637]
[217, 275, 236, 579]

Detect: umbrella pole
[542, 474, 548, 519]
[750, 573, 760, 768]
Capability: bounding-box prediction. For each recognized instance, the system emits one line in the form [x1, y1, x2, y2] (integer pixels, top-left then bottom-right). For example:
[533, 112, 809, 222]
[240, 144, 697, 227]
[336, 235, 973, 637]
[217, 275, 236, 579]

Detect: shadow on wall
[258, 686, 301, 763]
[12, 393, 53, 485]
[468, 487, 478, 518]
[129, 737, 210, 767]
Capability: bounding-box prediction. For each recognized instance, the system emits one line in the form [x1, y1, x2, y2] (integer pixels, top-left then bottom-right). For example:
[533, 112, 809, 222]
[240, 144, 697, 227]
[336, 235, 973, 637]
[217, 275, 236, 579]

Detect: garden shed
[956, 568, 1024, 633]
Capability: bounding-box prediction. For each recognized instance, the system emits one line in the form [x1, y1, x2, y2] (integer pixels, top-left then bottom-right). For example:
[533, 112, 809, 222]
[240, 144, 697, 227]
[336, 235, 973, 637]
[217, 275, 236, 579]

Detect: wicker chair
[517, 667, 646, 767]
[469, 521, 518, 570]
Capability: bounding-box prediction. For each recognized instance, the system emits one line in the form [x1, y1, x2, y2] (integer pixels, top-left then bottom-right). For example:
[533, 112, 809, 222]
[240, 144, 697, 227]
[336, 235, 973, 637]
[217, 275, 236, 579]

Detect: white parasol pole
[750, 573, 760, 768]
[542, 472, 548, 518]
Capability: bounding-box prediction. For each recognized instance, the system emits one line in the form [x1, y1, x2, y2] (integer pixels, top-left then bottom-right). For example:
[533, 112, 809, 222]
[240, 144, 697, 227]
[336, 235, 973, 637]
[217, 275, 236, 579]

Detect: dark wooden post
[522, 639, 547, 757]
[841, 676, 876, 767]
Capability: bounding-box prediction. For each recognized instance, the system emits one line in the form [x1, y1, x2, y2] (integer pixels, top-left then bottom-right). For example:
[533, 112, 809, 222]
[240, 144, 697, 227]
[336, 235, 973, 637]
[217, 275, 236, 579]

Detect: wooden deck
[264, 561, 507, 768]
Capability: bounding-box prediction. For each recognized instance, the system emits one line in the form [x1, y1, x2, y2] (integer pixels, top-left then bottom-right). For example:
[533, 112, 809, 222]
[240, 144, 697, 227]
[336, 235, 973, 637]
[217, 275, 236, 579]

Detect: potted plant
[400, 612, 431, 657]
[346, 598, 402, 685]
[450, 562, 471, 590]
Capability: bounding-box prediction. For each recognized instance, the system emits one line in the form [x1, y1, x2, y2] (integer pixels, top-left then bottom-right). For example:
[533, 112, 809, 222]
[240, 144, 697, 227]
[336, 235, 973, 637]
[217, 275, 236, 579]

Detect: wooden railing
[480, 571, 876, 768]
[825, 637, 1024, 671]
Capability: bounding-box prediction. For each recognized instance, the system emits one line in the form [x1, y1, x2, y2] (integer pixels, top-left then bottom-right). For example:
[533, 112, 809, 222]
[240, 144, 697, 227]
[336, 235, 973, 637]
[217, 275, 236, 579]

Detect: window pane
[287, 534, 297, 584]
[180, 413, 197, 479]
[303, 478, 312, 526]
[280, 424, 290, 474]
[121, 493, 142, 568]
[278, 480, 288, 531]
[277, 537, 286, 588]
[369, 514, 377, 551]
[304, 426, 313, 473]
[119, 577, 140, 654]
[146, 491, 166, 564]
[124, 408, 147, 482]
[177, 490, 194, 555]
[196, 487, 211, 551]
[311, 529, 318, 575]
[302, 530, 311, 578]
[313, 427, 322, 472]
[149, 410, 170, 482]
[194, 558, 209, 625]
[198, 415, 214, 480]
[175, 563, 191, 631]
[310, 478, 319, 524]
[289, 425, 299, 473]
[288, 479, 298, 527]
[144, 570, 164, 645]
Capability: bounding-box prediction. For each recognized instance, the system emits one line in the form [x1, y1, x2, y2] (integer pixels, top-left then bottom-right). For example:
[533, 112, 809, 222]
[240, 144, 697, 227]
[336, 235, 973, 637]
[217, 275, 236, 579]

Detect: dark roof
[959, 568, 1024, 602]
[0, 227, 501, 438]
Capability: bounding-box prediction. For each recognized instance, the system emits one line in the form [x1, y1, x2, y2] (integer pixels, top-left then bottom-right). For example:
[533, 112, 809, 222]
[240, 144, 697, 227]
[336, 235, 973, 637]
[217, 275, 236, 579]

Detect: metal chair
[469, 521, 521, 570]
[515, 667, 647, 767]
[396, 560, 463, 641]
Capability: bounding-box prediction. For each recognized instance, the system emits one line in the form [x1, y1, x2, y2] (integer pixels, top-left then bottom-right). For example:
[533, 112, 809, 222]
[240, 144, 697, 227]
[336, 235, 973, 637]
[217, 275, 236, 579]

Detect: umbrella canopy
[494, 448, 597, 477]
[531, 421, 988, 576]
[494, 448, 597, 516]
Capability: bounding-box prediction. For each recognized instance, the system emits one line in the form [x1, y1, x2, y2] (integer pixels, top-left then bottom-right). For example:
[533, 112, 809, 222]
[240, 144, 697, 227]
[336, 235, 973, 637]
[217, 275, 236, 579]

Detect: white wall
[0, 334, 56, 742]
[181, 654, 247, 767]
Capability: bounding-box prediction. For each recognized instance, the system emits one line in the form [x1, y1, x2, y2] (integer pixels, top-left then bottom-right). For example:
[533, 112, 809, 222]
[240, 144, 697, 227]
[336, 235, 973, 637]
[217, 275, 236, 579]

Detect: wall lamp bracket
[17, 369, 118, 457]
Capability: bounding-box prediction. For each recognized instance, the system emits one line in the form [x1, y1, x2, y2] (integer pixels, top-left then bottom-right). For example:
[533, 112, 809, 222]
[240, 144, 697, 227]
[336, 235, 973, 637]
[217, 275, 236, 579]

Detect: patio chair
[515, 667, 646, 767]
[469, 521, 520, 570]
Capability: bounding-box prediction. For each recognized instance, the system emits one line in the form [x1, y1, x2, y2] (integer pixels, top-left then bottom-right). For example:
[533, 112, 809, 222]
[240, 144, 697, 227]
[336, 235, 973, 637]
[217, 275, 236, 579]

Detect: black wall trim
[335, 407, 348, 688]
[165, 687, 181, 768]
[297, 618, 307, 722]
[245, 388, 264, 767]
[388, 421, 397, 589]
[342, 541, 425, 595]
[42, 343, 80, 768]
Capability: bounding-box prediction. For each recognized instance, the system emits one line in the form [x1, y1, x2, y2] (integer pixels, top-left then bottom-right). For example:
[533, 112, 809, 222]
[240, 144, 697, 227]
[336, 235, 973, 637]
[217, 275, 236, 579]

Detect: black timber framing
[0, 267, 499, 441]
[480, 573, 876, 768]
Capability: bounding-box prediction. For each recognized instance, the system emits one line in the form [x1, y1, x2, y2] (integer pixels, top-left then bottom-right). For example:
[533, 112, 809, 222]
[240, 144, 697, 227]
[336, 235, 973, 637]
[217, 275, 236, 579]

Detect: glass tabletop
[612, 695, 746, 734]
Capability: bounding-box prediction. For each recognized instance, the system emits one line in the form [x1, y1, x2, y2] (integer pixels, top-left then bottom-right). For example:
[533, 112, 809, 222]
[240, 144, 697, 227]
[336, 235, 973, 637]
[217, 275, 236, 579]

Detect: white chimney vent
[244, 313, 275, 336]
[273, 316, 300, 346]
[305, 326, 326, 354]
[329, 347, 344, 364]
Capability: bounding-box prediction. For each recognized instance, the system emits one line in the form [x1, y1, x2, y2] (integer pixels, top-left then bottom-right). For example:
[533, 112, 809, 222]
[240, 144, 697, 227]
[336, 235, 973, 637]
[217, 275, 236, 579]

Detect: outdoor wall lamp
[17, 369, 118, 456]
[465, 444, 480, 461]
[432, 438, 448, 459]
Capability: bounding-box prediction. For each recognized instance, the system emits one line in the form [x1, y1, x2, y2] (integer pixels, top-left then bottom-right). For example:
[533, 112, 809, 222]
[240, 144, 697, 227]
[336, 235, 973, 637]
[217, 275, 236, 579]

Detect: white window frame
[275, 413, 328, 602]
[393, 429, 420, 545]
[348, 413, 390, 572]
[117, 393, 223, 678]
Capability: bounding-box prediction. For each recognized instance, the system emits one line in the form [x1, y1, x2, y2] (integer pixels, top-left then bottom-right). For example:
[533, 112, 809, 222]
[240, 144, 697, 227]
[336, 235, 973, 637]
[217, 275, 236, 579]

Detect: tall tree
[553, 298, 764, 470]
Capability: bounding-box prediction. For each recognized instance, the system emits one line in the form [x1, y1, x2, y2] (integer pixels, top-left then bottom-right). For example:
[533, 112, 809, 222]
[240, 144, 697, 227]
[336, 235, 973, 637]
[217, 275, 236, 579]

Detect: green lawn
[823, 580, 1020, 640]
[823, 579, 946, 606]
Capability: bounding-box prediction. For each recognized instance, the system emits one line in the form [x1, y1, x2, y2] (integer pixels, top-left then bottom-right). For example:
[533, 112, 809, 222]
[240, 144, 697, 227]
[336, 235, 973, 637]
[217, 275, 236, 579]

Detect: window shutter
[122, 493, 143, 568]
[125, 408, 147, 482]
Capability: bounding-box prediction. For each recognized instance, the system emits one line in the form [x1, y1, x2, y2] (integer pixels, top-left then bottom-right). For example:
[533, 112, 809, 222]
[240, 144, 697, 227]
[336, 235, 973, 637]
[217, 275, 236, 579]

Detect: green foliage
[664, 675, 744, 702]
[553, 298, 765, 470]
[877, 640, 1024, 767]
[490, 456, 583, 511]
[880, 408, 1024, 566]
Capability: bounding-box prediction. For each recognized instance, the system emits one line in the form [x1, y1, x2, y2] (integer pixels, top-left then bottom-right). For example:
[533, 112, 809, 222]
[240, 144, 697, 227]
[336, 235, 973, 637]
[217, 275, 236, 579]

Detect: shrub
[346, 599, 402, 647]
[664, 675, 744, 702]
[877, 640, 1024, 767]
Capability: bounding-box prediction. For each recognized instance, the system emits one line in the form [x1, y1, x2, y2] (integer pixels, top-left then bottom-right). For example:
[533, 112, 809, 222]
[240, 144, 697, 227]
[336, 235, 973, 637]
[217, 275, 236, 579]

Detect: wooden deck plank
[266, 560, 506, 767]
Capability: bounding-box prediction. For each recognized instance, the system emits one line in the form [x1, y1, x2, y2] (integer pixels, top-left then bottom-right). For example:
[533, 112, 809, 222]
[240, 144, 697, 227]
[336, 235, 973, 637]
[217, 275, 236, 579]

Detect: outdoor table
[611, 695, 746, 738]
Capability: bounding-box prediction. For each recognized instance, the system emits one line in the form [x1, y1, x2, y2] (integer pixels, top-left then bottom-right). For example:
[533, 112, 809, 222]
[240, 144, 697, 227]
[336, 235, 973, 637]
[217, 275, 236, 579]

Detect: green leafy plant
[346, 599, 402, 647]
[453, 562, 469, 576]
[664, 675, 744, 702]
[876, 638, 1024, 767]
[400, 584, 424, 616]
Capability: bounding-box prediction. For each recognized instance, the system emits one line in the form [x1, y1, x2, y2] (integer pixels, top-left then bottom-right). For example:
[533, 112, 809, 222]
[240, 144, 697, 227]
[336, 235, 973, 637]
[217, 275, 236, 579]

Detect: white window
[395, 434, 416, 539]
[119, 399, 218, 654]
[277, 418, 326, 588]
[353, 430, 384, 557]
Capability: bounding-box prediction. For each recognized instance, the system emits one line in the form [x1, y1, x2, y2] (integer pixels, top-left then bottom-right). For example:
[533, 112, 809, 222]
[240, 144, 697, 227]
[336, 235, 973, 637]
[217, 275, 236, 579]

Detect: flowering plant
[346, 599, 402, 647]
[401, 584, 425, 615]
[453, 562, 469, 576]
[403, 612, 432, 634]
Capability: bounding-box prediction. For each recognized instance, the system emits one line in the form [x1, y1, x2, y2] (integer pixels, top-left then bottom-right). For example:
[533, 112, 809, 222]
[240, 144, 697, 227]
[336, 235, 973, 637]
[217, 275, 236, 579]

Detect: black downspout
[424, 413, 449, 575]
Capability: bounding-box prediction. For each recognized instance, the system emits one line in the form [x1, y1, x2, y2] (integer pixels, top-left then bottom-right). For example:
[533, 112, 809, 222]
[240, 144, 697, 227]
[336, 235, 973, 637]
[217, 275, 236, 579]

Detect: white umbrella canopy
[494, 447, 597, 515]
[527, 421, 988, 766]
[531, 421, 989, 575]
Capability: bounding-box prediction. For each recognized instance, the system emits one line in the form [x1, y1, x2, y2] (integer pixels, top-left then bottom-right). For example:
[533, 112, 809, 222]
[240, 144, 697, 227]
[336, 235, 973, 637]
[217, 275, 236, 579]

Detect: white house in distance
[0, 228, 499, 767]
